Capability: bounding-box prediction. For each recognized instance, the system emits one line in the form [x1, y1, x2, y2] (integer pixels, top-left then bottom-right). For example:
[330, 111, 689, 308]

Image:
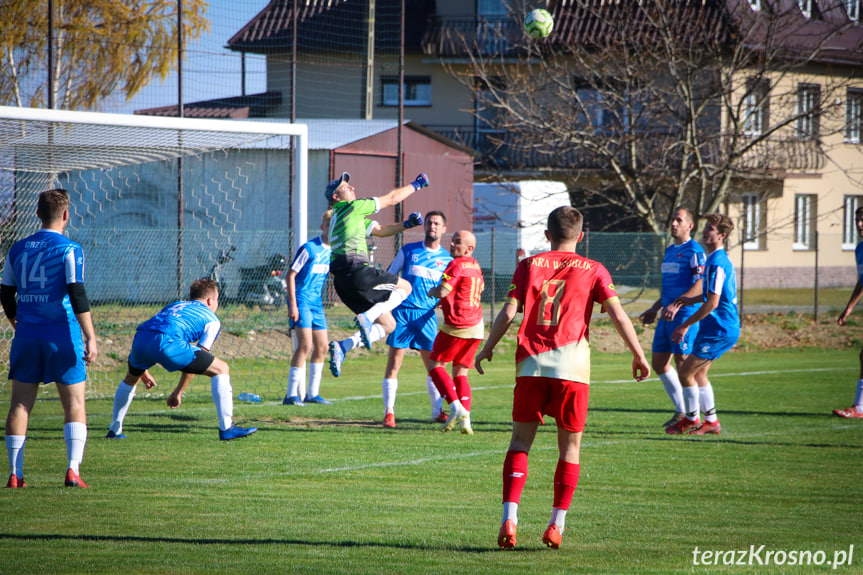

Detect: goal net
[0, 106, 309, 399]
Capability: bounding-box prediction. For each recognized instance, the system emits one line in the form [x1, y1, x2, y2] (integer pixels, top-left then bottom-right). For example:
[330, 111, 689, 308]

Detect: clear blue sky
[102, 1, 270, 114]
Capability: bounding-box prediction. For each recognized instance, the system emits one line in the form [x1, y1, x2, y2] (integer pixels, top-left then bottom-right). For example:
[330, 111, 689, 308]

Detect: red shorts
[512, 376, 590, 432]
[429, 332, 482, 369]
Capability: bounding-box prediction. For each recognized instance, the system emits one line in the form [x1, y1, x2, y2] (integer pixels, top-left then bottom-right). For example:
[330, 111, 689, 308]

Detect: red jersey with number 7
[438, 256, 485, 339]
[506, 250, 618, 384]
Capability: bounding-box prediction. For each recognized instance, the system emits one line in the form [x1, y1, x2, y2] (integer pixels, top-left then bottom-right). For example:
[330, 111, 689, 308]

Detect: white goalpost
[0, 105, 311, 398]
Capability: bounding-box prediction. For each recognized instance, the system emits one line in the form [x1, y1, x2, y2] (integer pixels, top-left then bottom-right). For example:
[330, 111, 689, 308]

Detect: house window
[742, 193, 765, 250]
[798, 0, 812, 18]
[797, 84, 820, 140]
[844, 0, 860, 20]
[381, 76, 431, 107]
[793, 194, 817, 250]
[843, 195, 863, 248]
[743, 78, 770, 136]
[846, 89, 863, 144]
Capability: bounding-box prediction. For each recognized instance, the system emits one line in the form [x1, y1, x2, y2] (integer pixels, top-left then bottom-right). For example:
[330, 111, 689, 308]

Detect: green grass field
[1, 345, 861, 574]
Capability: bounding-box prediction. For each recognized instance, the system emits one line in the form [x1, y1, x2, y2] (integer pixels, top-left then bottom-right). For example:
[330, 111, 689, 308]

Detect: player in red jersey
[476, 206, 649, 550]
[428, 231, 485, 434]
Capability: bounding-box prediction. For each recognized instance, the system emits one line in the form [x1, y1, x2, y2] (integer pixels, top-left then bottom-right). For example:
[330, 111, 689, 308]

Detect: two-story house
[223, 0, 863, 289]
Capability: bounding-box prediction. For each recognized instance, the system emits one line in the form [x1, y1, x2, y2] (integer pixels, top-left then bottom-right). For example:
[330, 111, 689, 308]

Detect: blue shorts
[290, 301, 327, 330]
[692, 330, 739, 361]
[652, 314, 699, 356]
[386, 306, 438, 351]
[129, 330, 203, 373]
[9, 334, 86, 385]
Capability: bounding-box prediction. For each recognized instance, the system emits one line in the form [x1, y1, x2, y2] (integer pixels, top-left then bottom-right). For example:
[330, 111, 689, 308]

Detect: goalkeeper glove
[411, 173, 430, 191]
[404, 211, 424, 229]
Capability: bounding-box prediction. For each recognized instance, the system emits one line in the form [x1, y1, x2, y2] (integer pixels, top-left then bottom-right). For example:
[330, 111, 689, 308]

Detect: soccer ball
[524, 8, 554, 39]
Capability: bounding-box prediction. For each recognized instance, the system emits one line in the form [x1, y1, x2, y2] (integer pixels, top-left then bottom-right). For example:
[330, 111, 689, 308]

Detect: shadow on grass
[0, 532, 532, 554]
[642, 436, 863, 449]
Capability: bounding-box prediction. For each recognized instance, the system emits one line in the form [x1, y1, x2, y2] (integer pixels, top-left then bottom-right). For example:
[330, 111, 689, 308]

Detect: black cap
[325, 172, 351, 203]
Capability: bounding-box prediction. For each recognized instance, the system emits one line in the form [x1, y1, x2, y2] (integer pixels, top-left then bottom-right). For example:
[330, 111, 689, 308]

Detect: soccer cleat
[542, 524, 563, 549]
[219, 425, 258, 441]
[662, 412, 685, 427]
[105, 430, 126, 439]
[304, 395, 333, 405]
[498, 519, 517, 549]
[64, 469, 88, 488]
[328, 341, 345, 377]
[6, 474, 27, 488]
[383, 412, 396, 428]
[689, 419, 721, 435]
[355, 313, 375, 350]
[665, 417, 701, 435]
[441, 403, 469, 433]
[833, 406, 863, 419]
[460, 413, 474, 435]
[282, 396, 305, 406]
[432, 411, 448, 423]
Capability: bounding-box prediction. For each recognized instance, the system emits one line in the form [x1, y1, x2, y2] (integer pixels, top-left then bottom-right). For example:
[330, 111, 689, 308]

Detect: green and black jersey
[328, 197, 379, 272]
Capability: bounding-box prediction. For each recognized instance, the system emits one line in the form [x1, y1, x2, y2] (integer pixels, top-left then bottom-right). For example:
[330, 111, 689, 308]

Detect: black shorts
[333, 264, 399, 315]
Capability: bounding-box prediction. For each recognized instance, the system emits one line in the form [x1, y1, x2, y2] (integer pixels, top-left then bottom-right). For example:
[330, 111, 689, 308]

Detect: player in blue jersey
[284, 211, 333, 406]
[668, 213, 740, 435]
[106, 278, 257, 441]
[834, 206, 863, 419]
[2, 189, 98, 488]
[639, 207, 706, 427]
[377, 211, 452, 427]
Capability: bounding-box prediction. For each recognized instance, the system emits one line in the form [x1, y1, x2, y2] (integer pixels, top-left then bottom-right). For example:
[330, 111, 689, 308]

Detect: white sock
[450, 399, 466, 414]
[367, 323, 387, 345]
[363, 288, 408, 322]
[109, 381, 136, 434]
[658, 369, 684, 413]
[503, 501, 519, 524]
[342, 333, 362, 353]
[287, 366, 304, 399]
[427, 375, 443, 416]
[382, 378, 398, 413]
[699, 382, 717, 423]
[211, 374, 234, 431]
[307, 363, 324, 398]
[855, 379, 863, 411]
[550, 507, 567, 531]
[682, 386, 700, 420]
[64, 422, 87, 474]
[6, 435, 25, 479]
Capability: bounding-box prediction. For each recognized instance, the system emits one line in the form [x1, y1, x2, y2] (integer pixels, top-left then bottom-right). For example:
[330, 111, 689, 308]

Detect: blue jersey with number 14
[1, 229, 87, 338]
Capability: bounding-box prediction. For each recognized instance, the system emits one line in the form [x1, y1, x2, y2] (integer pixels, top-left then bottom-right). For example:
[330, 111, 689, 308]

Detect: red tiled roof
[227, 0, 349, 50]
[134, 91, 282, 119]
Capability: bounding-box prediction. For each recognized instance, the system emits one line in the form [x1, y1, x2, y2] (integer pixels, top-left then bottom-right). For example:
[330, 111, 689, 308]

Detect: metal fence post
[814, 230, 819, 322]
[490, 227, 496, 322]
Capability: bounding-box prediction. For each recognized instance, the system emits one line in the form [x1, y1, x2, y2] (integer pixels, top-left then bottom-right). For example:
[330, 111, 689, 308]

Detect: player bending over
[107, 279, 257, 441]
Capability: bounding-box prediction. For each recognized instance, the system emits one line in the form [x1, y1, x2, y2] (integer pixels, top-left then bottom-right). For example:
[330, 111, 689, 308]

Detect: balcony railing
[421, 17, 525, 58]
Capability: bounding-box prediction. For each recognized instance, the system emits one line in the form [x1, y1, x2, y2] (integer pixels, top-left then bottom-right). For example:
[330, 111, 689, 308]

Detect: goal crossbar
[0, 105, 311, 250]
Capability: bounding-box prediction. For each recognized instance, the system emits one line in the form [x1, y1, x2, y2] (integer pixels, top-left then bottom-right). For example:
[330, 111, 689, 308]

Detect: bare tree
[0, 0, 209, 110]
[439, 0, 863, 232]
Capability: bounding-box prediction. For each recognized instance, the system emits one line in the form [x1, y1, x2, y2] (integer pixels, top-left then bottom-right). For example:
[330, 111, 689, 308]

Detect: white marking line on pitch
[338, 366, 848, 401]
